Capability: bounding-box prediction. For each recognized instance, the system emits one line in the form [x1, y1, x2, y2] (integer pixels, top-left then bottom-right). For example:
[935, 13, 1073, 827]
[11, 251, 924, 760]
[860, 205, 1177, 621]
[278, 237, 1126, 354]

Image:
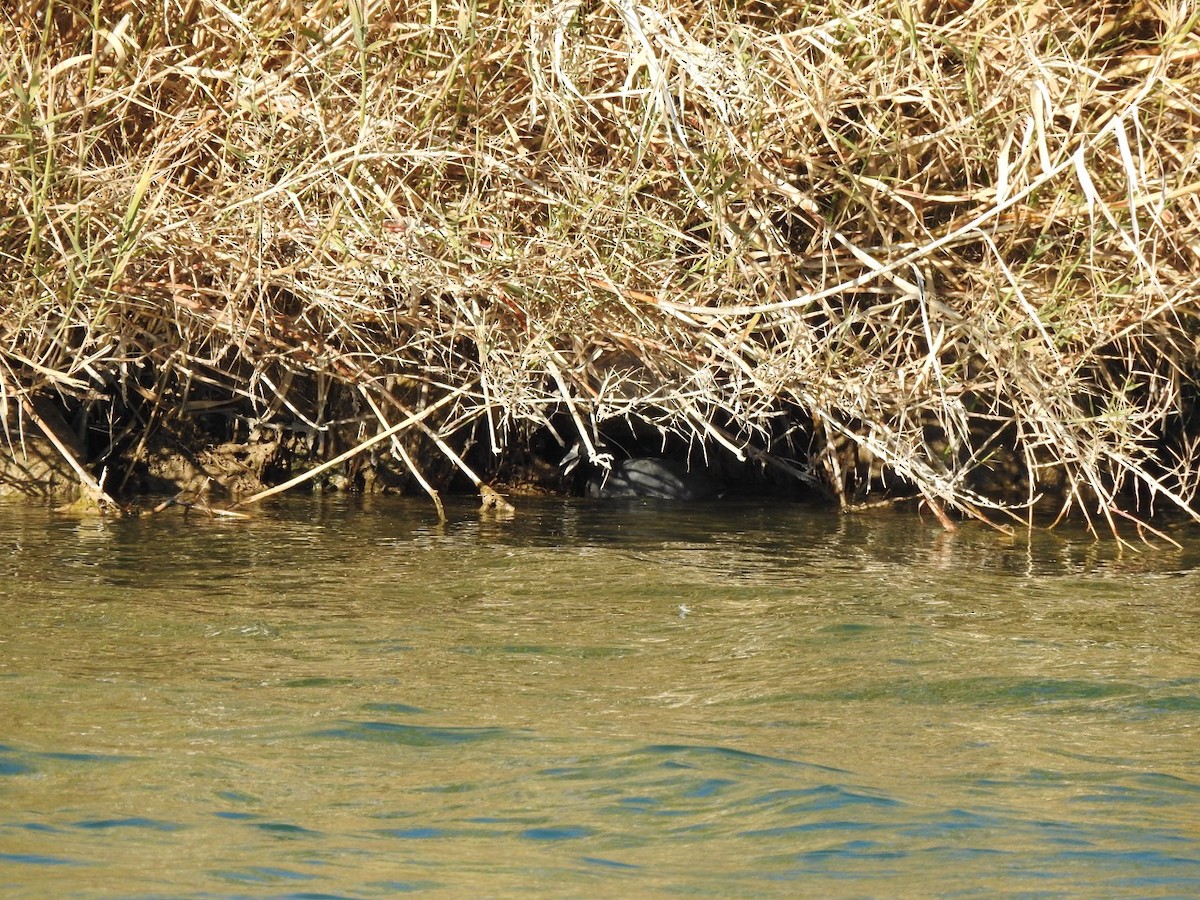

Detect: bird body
[587, 457, 719, 500]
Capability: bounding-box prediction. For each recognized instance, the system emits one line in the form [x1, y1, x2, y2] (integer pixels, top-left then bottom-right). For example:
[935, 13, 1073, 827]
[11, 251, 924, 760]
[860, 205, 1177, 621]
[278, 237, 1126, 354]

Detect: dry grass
[2, 0, 1199, 537]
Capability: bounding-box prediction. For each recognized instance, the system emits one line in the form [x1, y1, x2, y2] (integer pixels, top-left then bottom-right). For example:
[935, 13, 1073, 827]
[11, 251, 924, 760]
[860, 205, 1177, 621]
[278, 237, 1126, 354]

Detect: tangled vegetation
[2, 0, 1200, 539]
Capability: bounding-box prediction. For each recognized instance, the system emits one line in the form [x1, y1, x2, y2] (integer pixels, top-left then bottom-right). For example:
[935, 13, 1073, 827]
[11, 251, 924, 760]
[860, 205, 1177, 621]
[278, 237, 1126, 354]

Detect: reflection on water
[1, 497, 1199, 896]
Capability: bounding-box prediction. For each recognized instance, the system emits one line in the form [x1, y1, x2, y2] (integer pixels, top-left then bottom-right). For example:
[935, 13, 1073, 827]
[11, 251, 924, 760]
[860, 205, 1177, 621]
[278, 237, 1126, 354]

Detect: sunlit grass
[1, 0, 1199, 538]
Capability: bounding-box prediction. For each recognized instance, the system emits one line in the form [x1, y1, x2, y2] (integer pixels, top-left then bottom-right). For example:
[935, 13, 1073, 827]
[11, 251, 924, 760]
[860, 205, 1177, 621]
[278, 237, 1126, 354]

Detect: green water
[1, 497, 1199, 897]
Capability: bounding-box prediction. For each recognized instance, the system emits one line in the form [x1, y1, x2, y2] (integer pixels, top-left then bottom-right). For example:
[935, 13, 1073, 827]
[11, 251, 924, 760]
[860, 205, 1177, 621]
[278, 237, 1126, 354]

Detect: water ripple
[311, 721, 516, 746]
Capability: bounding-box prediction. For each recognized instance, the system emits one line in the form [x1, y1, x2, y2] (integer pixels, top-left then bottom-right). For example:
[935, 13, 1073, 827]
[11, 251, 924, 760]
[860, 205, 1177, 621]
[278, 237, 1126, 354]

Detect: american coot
[587, 457, 720, 500]
[561, 445, 720, 500]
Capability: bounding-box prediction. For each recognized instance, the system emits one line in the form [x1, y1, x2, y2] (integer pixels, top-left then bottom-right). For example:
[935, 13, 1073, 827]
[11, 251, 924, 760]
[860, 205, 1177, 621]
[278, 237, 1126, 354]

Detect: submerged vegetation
[2, 0, 1200, 538]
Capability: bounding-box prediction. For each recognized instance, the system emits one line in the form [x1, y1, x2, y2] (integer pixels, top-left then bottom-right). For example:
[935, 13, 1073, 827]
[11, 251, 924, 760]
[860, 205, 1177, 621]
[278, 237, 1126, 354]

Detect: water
[1, 497, 1199, 897]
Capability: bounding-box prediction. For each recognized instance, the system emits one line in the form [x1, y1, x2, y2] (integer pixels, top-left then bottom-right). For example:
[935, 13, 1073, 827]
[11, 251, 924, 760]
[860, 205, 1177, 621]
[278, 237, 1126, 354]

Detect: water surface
[1, 497, 1199, 896]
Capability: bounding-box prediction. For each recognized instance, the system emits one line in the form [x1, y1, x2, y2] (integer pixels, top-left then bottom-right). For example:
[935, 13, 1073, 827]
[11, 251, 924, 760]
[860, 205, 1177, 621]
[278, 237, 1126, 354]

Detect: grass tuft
[3, 0, 1199, 537]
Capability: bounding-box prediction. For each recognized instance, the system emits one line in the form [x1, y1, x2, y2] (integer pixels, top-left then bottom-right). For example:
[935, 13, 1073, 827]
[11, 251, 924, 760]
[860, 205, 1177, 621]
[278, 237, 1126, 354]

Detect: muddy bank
[1, 383, 1029, 524]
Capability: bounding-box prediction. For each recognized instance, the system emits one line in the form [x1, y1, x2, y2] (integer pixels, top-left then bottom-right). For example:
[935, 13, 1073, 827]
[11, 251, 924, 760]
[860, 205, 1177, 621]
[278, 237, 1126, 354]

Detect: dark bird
[562, 444, 720, 500]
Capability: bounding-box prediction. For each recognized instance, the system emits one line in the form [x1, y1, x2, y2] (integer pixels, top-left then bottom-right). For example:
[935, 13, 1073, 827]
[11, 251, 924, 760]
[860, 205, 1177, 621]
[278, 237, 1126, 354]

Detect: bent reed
[3, 0, 1199, 538]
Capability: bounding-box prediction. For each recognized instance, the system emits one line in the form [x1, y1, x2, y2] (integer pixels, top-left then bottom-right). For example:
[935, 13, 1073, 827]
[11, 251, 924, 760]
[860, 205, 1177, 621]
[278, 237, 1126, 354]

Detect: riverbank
[3, 1, 1199, 538]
